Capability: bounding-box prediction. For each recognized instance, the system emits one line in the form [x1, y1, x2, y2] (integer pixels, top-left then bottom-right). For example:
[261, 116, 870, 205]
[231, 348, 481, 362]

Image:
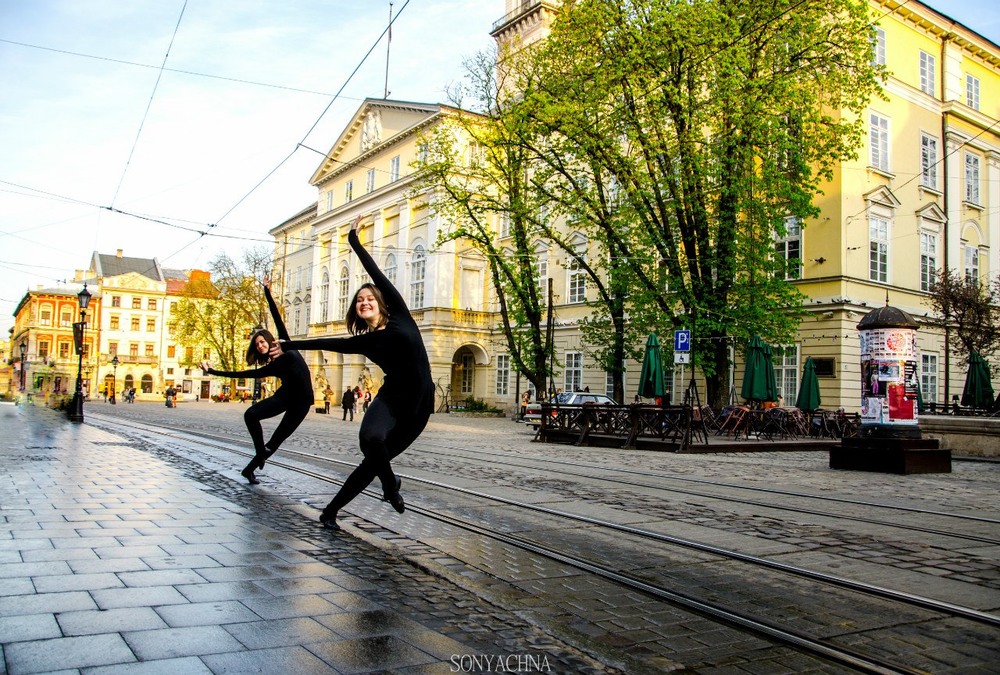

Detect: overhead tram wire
[213, 0, 413, 228]
[108, 0, 188, 211]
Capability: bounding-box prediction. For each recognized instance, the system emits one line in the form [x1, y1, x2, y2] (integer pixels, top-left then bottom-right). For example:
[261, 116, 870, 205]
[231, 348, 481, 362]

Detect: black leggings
[325, 396, 428, 513]
[243, 392, 311, 461]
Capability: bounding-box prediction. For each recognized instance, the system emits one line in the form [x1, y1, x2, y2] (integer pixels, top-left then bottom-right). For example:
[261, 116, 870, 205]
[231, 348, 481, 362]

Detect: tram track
[90, 412, 1000, 674]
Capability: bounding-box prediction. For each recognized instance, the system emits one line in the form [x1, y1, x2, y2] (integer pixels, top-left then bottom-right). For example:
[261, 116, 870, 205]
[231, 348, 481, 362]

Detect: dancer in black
[271, 216, 434, 530]
[201, 281, 312, 485]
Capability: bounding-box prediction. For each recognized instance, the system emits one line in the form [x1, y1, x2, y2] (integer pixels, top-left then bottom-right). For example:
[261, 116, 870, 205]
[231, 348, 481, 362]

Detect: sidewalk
[0, 403, 609, 674]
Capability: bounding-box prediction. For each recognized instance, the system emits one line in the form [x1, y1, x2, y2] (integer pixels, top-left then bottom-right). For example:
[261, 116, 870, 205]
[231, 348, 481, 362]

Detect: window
[294, 305, 302, 335]
[129, 343, 139, 357]
[775, 216, 801, 280]
[59, 341, 70, 359]
[60, 309, 72, 327]
[305, 295, 311, 327]
[567, 258, 586, 303]
[966, 74, 980, 110]
[132, 297, 141, 309]
[921, 354, 938, 405]
[965, 153, 981, 204]
[141, 374, 153, 394]
[148, 299, 157, 310]
[326, 190, 334, 212]
[109, 342, 118, 356]
[167, 368, 174, 375]
[965, 245, 980, 284]
[499, 213, 511, 238]
[496, 354, 510, 396]
[40, 308, 52, 326]
[169, 302, 176, 315]
[167, 345, 175, 358]
[461, 353, 474, 394]
[920, 232, 937, 292]
[869, 113, 890, 171]
[410, 245, 426, 309]
[920, 134, 938, 190]
[467, 141, 484, 167]
[185, 347, 193, 362]
[338, 266, 350, 319]
[344, 179, 354, 202]
[306, 263, 313, 289]
[145, 344, 154, 357]
[389, 155, 400, 182]
[319, 269, 330, 323]
[871, 27, 886, 66]
[202, 348, 211, 360]
[564, 352, 583, 392]
[417, 142, 429, 163]
[919, 51, 935, 96]
[366, 168, 376, 193]
[383, 252, 397, 287]
[111, 295, 121, 308]
[295, 266, 302, 291]
[130, 317, 140, 331]
[869, 216, 889, 282]
[535, 251, 550, 299]
[146, 318, 155, 332]
[773, 345, 799, 403]
[38, 341, 49, 360]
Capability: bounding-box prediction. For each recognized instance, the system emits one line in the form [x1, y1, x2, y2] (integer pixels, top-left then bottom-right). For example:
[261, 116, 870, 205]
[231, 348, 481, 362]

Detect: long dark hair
[246, 328, 276, 366]
[346, 283, 389, 335]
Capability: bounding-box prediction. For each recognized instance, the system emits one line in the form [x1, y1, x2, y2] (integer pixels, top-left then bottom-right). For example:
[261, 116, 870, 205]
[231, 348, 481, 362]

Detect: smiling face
[355, 287, 382, 327]
[254, 334, 271, 354]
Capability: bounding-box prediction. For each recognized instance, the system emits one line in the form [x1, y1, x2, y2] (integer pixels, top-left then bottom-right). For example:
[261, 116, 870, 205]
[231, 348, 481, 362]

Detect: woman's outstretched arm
[348, 217, 409, 318]
[264, 282, 289, 342]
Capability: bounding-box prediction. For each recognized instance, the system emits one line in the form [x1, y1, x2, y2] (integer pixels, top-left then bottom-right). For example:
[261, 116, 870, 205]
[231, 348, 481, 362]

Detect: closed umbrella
[795, 356, 821, 412]
[961, 351, 995, 409]
[638, 333, 667, 400]
[741, 335, 778, 405]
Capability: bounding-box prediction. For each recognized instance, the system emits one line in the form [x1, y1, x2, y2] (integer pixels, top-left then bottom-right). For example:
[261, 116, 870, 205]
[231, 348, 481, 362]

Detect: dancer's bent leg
[261, 401, 310, 467]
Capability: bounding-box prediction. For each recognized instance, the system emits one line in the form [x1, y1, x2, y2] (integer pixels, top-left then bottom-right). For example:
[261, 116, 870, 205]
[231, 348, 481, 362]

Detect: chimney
[116, 249, 123, 258]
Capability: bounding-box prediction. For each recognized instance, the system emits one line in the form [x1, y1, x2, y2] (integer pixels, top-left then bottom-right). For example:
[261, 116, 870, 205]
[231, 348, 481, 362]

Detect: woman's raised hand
[350, 214, 362, 234]
[200, 360, 211, 372]
[262, 274, 271, 290]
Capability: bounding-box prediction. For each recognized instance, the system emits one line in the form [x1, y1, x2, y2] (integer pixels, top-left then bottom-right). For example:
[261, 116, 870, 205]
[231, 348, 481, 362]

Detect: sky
[1, 0, 998, 339]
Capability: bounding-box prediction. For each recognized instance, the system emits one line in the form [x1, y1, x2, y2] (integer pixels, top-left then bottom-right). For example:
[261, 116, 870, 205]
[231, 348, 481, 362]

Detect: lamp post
[110, 355, 119, 405]
[68, 284, 92, 422]
[19, 340, 27, 392]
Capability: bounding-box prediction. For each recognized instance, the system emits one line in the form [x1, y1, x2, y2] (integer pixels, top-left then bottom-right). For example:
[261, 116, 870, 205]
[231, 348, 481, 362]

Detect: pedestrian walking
[363, 389, 371, 413]
[201, 279, 312, 485]
[324, 386, 334, 414]
[353, 386, 362, 416]
[271, 215, 433, 531]
[165, 386, 176, 408]
[341, 387, 355, 421]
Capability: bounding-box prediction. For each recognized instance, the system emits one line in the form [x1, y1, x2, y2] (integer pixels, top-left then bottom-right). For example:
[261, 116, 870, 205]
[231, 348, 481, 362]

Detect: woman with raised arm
[201, 279, 312, 484]
[271, 215, 433, 531]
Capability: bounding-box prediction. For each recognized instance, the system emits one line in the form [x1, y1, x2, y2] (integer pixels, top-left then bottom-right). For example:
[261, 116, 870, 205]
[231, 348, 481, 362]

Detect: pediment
[915, 202, 947, 223]
[104, 272, 163, 291]
[862, 185, 901, 209]
[310, 98, 446, 186]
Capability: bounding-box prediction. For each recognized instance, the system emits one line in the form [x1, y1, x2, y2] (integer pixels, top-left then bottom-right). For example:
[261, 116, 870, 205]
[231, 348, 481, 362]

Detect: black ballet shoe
[319, 511, 340, 531]
[241, 466, 260, 485]
[383, 476, 405, 514]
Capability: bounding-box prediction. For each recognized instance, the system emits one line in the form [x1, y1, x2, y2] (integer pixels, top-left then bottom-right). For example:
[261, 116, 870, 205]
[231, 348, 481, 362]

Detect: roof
[91, 252, 164, 282]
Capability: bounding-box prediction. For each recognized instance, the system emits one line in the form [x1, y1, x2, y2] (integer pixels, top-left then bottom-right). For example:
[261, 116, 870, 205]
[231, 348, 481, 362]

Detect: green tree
[415, 46, 556, 400]
[171, 247, 272, 374]
[925, 269, 1000, 372]
[515, 0, 883, 405]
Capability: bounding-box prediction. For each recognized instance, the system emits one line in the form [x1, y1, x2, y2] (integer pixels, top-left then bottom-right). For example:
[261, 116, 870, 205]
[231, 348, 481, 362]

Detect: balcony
[101, 355, 159, 366]
[491, 0, 545, 34]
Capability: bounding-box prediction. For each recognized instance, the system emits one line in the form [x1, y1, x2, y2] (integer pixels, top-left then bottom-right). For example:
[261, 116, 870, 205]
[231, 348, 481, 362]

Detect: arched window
[140, 374, 153, 394]
[123, 374, 134, 390]
[319, 269, 330, 323]
[383, 251, 397, 287]
[410, 245, 426, 309]
[337, 266, 350, 319]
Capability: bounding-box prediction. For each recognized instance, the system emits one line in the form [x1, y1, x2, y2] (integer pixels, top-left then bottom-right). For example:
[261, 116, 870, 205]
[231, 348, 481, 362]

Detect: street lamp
[19, 340, 27, 392]
[68, 283, 92, 422]
[110, 355, 119, 405]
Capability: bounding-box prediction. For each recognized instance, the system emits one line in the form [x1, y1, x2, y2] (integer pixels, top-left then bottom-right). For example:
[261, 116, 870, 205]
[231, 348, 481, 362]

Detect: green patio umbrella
[961, 351, 995, 409]
[638, 333, 667, 400]
[741, 335, 778, 405]
[795, 356, 822, 412]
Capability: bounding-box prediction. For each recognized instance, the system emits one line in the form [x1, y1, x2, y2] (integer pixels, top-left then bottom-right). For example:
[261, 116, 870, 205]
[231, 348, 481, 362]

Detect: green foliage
[924, 269, 1000, 372]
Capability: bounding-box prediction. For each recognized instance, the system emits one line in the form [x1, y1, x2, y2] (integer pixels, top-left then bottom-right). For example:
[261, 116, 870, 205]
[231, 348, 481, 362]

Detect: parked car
[523, 391, 615, 428]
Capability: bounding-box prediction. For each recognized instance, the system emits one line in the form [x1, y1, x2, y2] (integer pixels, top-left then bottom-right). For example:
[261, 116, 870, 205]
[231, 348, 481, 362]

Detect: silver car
[523, 392, 616, 428]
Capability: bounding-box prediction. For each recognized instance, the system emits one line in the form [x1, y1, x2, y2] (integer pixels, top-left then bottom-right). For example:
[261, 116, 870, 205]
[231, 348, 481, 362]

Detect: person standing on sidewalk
[341, 387, 355, 421]
[271, 215, 433, 531]
[202, 279, 312, 485]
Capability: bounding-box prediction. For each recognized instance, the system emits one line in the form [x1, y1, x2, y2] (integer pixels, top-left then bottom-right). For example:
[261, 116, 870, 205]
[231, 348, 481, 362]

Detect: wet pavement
[3, 400, 1000, 674]
[0, 402, 613, 674]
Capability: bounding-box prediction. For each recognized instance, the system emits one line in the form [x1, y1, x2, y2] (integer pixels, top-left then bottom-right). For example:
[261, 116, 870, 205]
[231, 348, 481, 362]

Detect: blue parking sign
[674, 330, 691, 352]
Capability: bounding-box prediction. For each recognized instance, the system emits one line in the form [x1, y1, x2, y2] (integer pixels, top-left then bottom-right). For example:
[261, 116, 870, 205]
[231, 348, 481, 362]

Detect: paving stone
[153, 600, 261, 627]
[201, 645, 337, 674]
[84, 655, 215, 675]
[0, 614, 61, 643]
[4, 633, 135, 674]
[58, 607, 168, 635]
[122, 625, 245, 660]
[222, 617, 340, 649]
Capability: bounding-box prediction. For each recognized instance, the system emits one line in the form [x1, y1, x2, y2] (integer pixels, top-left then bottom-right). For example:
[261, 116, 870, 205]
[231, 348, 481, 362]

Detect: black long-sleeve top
[206, 286, 312, 401]
[283, 229, 433, 415]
